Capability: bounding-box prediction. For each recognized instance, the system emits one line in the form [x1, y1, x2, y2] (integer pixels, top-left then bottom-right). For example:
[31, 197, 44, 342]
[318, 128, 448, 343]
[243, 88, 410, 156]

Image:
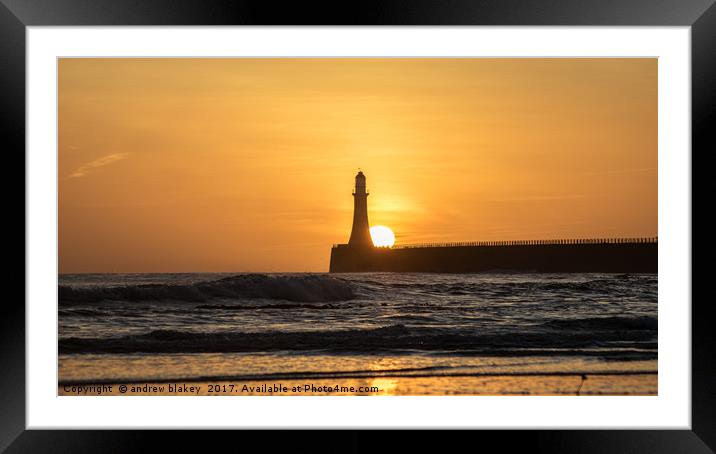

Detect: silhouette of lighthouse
[348, 171, 373, 248]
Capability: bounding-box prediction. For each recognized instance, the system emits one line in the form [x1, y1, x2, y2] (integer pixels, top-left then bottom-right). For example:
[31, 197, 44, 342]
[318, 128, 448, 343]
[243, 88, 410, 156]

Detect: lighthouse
[348, 171, 373, 248]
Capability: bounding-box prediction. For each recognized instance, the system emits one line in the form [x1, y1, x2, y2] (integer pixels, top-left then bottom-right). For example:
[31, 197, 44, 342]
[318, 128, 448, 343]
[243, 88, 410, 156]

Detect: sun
[370, 225, 395, 248]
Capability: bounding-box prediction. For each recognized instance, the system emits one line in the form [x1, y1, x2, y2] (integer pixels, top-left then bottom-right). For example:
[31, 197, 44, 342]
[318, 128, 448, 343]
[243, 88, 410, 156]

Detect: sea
[58, 272, 657, 395]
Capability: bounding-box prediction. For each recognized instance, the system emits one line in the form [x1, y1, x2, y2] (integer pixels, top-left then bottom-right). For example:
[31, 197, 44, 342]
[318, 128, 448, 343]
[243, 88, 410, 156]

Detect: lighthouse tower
[348, 171, 373, 248]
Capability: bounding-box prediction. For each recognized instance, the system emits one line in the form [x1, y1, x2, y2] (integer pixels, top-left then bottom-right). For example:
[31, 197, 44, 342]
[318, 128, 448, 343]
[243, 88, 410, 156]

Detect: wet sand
[59, 372, 656, 396]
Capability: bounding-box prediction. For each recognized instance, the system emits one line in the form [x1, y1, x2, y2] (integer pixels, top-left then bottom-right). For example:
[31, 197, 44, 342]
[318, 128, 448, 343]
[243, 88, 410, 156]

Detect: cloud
[68, 153, 129, 178]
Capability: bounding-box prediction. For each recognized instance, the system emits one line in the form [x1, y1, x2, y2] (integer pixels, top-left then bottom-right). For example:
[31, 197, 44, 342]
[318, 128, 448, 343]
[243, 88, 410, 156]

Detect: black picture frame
[4, 0, 711, 452]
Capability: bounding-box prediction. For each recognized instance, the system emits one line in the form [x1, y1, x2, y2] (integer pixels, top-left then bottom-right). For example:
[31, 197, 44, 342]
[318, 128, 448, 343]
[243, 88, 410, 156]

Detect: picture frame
[6, 0, 711, 451]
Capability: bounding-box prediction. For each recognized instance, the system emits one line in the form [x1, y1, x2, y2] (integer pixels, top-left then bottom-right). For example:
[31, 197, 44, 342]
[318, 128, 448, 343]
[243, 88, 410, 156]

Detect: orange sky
[59, 58, 657, 273]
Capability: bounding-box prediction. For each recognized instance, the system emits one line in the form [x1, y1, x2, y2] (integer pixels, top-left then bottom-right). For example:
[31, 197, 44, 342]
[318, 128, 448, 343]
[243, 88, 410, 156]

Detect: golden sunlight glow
[58, 58, 657, 273]
[370, 226, 396, 247]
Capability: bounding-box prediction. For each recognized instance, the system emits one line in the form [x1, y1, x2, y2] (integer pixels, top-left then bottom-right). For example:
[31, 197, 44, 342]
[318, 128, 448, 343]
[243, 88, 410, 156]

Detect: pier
[329, 172, 657, 273]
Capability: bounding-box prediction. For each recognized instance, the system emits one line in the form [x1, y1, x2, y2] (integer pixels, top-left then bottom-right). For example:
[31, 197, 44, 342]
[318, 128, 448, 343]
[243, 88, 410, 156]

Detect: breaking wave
[58, 274, 356, 304]
[59, 319, 657, 355]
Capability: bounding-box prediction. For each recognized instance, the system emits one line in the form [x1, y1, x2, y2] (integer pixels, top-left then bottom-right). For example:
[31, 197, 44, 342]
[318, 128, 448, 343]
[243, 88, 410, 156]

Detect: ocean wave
[354, 277, 656, 299]
[59, 323, 657, 355]
[58, 274, 355, 304]
[196, 303, 347, 311]
[58, 308, 108, 317]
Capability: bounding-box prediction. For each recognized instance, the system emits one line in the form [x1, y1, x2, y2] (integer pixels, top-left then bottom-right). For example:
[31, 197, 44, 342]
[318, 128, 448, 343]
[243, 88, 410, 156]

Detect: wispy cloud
[68, 153, 129, 178]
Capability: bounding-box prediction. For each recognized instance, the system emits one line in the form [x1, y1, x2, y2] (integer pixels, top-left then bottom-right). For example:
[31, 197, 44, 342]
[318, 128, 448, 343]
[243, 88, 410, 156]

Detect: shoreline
[58, 372, 657, 396]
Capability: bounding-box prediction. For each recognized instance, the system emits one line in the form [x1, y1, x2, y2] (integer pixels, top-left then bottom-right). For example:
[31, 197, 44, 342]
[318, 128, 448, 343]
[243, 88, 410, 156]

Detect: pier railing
[332, 237, 657, 249]
[393, 237, 658, 249]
